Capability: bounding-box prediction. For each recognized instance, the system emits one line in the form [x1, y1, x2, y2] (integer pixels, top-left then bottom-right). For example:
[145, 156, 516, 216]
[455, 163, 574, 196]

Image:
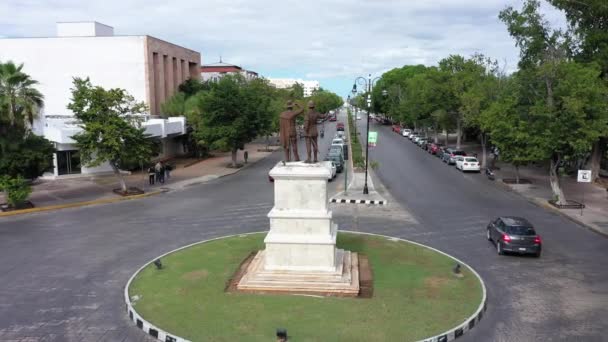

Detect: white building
[0, 22, 201, 177]
[268, 78, 320, 97]
[200, 60, 258, 82]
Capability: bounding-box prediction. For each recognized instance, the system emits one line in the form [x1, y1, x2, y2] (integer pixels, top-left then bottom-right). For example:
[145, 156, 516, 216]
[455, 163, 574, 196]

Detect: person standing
[155, 161, 162, 183]
[244, 150, 249, 164]
[158, 162, 165, 184]
[303, 100, 326, 163]
[165, 163, 172, 181]
[279, 101, 304, 162]
[148, 165, 155, 185]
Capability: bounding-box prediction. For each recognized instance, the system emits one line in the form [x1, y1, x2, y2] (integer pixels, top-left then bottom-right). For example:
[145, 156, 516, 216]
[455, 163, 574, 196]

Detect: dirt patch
[181, 269, 209, 281]
[424, 276, 450, 299]
[358, 254, 374, 298]
[225, 251, 257, 292]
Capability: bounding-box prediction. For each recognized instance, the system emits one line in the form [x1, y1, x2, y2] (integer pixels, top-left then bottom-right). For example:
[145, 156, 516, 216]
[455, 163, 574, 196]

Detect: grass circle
[128, 232, 483, 341]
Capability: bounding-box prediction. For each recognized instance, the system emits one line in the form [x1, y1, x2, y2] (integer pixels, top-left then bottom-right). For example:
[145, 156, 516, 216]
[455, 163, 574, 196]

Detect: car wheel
[496, 242, 504, 255]
[534, 251, 541, 258]
[486, 229, 491, 241]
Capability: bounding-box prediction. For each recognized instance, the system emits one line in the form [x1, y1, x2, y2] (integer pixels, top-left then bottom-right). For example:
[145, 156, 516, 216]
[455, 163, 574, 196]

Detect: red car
[329, 115, 337, 122]
[392, 125, 402, 133]
[336, 122, 345, 131]
[427, 142, 444, 155]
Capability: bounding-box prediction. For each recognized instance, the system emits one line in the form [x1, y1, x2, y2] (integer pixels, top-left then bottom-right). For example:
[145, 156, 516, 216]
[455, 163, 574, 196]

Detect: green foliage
[309, 89, 343, 114]
[0, 60, 54, 180]
[185, 75, 274, 164]
[347, 109, 364, 169]
[0, 175, 32, 207]
[178, 78, 210, 97]
[160, 92, 187, 117]
[68, 78, 153, 185]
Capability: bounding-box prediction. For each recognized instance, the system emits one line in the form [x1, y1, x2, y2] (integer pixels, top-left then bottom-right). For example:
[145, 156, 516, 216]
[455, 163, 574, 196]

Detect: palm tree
[0, 61, 44, 129]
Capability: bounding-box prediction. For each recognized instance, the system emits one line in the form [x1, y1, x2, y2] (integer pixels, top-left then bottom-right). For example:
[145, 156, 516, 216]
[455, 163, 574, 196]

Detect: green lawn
[129, 233, 483, 342]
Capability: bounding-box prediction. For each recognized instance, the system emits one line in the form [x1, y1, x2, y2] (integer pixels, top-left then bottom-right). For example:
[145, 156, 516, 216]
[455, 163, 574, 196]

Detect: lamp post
[352, 74, 381, 195]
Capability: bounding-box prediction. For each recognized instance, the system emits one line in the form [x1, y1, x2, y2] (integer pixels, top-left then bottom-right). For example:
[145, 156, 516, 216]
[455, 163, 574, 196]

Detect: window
[506, 226, 536, 236]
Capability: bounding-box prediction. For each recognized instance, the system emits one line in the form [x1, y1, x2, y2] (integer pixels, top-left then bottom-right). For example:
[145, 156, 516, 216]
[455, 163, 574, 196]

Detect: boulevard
[0, 110, 606, 341]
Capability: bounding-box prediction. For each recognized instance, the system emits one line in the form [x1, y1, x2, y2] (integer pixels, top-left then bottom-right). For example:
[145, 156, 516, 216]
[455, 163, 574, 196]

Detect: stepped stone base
[236, 249, 360, 297]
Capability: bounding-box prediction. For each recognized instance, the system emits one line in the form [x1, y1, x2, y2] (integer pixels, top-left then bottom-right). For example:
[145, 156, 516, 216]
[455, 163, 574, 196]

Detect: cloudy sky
[0, 0, 567, 97]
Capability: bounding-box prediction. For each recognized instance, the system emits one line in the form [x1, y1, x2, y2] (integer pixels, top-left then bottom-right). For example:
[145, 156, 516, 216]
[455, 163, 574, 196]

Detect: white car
[412, 136, 422, 144]
[335, 131, 346, 141]
[401, 129, 411, 137]
[456, 156, 481, 172]
[331, 138, 345, 147]
[322, 161, 337, 180]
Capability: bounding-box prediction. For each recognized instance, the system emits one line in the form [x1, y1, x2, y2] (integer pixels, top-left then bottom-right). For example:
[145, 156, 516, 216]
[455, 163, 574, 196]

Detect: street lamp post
[352, 74, 381, 195]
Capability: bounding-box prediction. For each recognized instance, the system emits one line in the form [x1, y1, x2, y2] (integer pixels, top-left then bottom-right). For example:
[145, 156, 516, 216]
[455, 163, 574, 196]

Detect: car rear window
[506, 226, 536, 236]
[453, 151, 466, 155]
[465, 158, 478, 162]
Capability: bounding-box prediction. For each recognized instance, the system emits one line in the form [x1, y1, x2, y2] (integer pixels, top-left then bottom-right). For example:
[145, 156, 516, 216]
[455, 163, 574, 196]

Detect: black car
[487, 217, 542, 257]
[325, 151, 344, 173]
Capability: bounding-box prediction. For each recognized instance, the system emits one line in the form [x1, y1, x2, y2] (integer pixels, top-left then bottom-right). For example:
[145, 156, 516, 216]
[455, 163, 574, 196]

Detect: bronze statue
[279, 100, 303, 162]
[304, 100, 326, 163]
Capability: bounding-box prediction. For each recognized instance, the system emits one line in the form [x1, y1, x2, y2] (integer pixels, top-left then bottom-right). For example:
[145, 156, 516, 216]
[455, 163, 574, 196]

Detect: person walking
[244, 150, 249, 164]
[148, 165, 155, 185]
[158, 162, 165, 184]
[165, 163, 172, 180]
[155, 161, 162, 183]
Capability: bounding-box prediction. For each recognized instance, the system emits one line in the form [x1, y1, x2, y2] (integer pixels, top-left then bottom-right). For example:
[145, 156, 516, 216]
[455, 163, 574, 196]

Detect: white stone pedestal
[237, 162, 359, 296]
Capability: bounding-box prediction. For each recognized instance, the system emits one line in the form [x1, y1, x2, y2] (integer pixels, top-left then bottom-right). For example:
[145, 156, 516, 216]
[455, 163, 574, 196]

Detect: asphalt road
[1, 110, 606, 341]
[358, 117, 608, 341]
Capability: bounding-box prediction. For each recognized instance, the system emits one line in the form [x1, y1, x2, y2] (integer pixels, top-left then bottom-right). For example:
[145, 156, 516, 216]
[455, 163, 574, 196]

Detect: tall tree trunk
[549, 154, 567, 205]
[515, 165, 520, 184]
[111, 163, 128, 193]
[231, 148, 238, 168]
[434, 128, 439, 143]
[480, 132, 487, 169]
[444, 129, 448, 146]
[456, 116, 462, 149]
[586, 137, 605, 182]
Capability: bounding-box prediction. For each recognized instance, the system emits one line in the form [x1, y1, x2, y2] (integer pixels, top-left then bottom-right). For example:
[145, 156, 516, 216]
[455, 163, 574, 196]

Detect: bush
[0, 176, 32, 207]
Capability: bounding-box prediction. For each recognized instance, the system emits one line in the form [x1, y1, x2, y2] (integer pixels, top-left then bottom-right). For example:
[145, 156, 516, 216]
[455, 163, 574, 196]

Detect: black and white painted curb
[124, 231, 486, 342]
[330, 198, 386, 205]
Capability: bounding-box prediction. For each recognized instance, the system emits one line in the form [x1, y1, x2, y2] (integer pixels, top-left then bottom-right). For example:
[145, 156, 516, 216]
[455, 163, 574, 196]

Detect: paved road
[0, 111, 366, 342]
[357, 118, 608, 341]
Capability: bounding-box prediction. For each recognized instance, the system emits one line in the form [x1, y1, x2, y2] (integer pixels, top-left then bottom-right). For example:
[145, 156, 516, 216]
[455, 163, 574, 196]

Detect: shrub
[0, 176, 32, 207]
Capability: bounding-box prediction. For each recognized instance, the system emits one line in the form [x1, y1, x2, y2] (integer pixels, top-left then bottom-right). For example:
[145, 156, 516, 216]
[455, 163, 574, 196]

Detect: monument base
[236, 249, 360, 297]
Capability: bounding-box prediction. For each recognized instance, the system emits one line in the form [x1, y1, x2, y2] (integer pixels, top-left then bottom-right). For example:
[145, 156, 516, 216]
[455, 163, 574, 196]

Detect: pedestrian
[155, 161, 162, 183]
[165, 163, 172, 180]
[159, 162, 165, 184]
[244, 150, 249, 164]
[148, 165, 155, 185]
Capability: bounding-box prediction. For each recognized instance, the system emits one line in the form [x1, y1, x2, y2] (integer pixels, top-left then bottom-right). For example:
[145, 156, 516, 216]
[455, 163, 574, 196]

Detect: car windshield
[453, 151, 466, 155]
[465, 158, 478, 162]
[506, 226, 536, 236]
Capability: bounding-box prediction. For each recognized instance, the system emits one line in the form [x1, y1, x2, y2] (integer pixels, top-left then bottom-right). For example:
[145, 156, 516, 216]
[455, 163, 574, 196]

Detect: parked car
[322, 160, 337, 181]
[427, 142, 444, 154]
[402, 129, 412, 137]
[441, 148, 467, 164]
[408, 132, 417, 139]
[417, 138, 428, 148]
[413, 136, 423, 144]
[456, 156, 481, 172]
[329, 115, 337, 122]
[335, 131, 347, 141]
[487, 217, 542, 257]
[392, 125, 402, 133]
[325, 150, 344, 173]
[437, 147, 449, 159]
[336, 122, 345, 131]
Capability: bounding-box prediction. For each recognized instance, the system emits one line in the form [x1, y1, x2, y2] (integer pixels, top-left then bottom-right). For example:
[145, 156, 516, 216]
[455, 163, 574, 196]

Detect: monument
[279, 101, 303, 162]
[237, 161, 360, 296]
[303, 100, 325, 163]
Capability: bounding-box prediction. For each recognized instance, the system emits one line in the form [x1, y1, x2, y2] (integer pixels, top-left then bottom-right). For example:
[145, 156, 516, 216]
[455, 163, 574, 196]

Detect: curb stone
[124, 231, 487, 342]
[330, 198, 386, 205]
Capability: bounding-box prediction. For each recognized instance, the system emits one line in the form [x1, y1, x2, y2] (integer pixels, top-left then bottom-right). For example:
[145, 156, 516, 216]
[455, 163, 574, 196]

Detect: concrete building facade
[0, 22, 202, 177]
[268, 78, 320, 97]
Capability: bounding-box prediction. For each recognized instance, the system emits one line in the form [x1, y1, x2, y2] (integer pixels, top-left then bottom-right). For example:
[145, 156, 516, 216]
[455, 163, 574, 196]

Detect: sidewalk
[0, 142, 276, 213]
[438, 135, 608, 237]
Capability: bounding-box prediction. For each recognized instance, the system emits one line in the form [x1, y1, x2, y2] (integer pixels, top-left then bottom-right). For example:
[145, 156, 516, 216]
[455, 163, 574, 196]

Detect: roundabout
[125, 231, 486, 342]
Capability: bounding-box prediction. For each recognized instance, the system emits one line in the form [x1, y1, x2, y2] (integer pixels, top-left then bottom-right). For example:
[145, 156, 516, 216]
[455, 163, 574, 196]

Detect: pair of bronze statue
[279, 100, 326, 163]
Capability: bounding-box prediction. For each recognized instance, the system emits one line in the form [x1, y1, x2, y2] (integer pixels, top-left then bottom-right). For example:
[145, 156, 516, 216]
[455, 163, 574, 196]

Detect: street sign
[577, 170, 592, 183]
[368, 131, 378, 147]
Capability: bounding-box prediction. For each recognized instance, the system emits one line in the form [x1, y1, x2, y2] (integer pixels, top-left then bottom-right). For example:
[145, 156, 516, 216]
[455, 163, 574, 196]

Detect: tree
[547, 0, 608, 181]
[0, 61, 44, 129]
[500, 0, 608, 204]
[187, 75, 274, 167]
[68, 78, 153, 193]
[0, 61, 55, 181]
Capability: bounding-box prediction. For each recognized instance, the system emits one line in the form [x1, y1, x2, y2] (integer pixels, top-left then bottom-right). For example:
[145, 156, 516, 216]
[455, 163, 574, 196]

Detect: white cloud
[0, 0, 568, 94]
